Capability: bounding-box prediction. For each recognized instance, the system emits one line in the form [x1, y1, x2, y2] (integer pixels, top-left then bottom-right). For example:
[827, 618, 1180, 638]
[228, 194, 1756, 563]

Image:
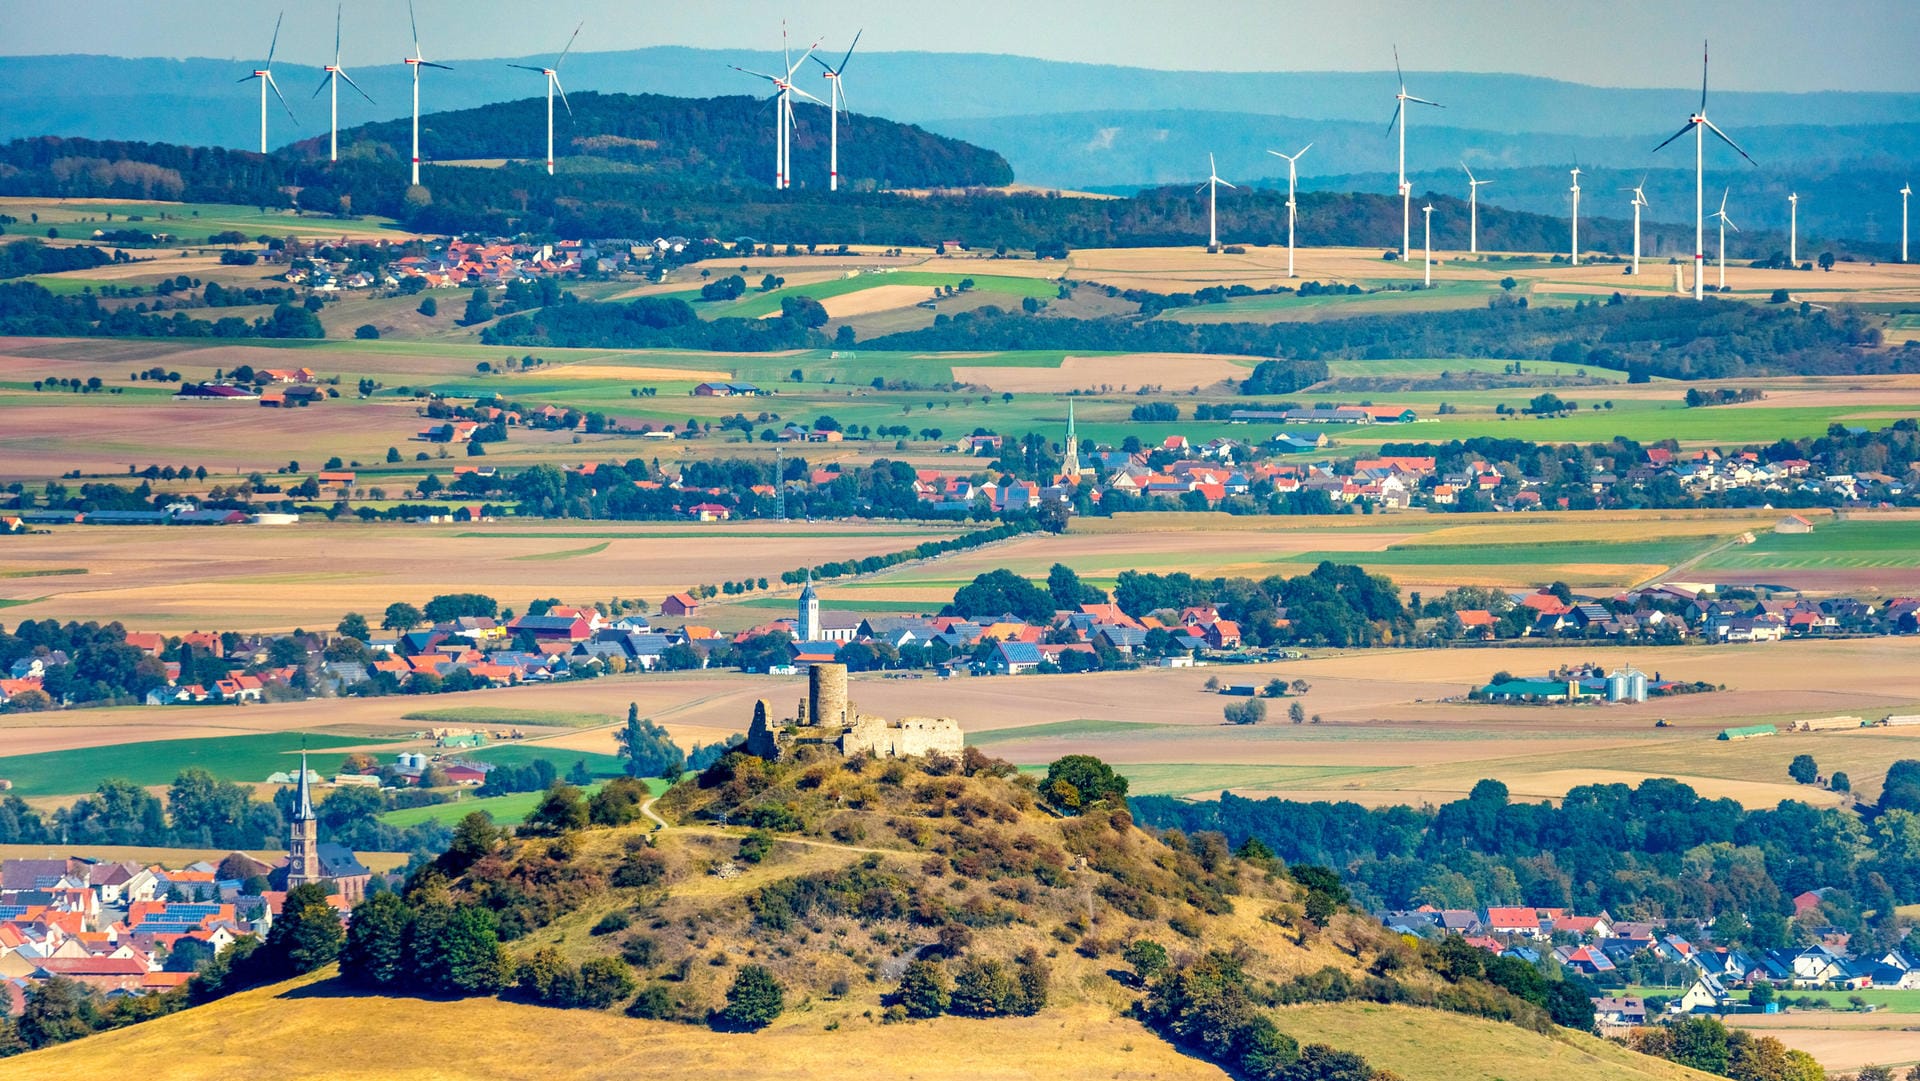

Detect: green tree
[1234, 1014, 1301, 1080]
[438, 811, 504, 875]
[265, 882, 345, 975]
[1288, 701, 1307, 725]
[17, 976, 99, 1048]
[340, 890, 411, 988]
[896, 959, 950, 1018]
[716, 964, 784, 1030]
[417, 296, 437, 317]
[461, 287, 494, 326]
[577, 957, 638, 1008]
[1789, 754, 1819, 785]
[949, 958, 1021, 1017]
[1124, 939, 1170, 985]
[588, 777, 651, 827]
[1041, 754, 1128, 814]
[409, 893, 510, 996]
[336, 612, 370, 641]
[1664, 1016, 1732, 1074]
[618, 704, 686, 778]
[1832, 772, 1852, 792]
[381, 602, 423, 631]
[521, 782, 588, 835]
[1223, 699, 1266, 725]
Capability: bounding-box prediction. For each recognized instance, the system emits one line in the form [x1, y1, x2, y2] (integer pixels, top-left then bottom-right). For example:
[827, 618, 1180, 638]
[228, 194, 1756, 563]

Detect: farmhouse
[691, 381, 762, 397]
[661, 593, 701, 617]
[1775, 514, 1815, 534]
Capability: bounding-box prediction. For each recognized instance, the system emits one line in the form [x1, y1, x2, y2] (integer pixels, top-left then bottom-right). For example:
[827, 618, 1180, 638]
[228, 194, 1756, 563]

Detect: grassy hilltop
[1, 748, 1717, 1081]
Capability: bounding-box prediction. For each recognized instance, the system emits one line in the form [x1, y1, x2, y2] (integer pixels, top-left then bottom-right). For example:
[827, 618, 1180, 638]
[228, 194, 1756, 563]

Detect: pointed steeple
[294, 749, 314, 822]
[1063, 398, 1085, 477]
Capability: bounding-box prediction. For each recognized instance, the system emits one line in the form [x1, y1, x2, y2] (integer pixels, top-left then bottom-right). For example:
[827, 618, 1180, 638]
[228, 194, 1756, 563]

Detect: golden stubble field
[0, 520, 958, 632]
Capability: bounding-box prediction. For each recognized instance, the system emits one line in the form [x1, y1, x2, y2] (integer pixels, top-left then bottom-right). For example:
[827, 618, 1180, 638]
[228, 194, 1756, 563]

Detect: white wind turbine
[509, 22, 582, 176]
[1201, 153, 1235, 251]
[811, 30, 861, 192]
[1461, 161, 1490, 255]
[239, 12, 296, 156]
[1624, 177, 1649, 275]
[732, 27, 824, 190]
[1266, 143, 1310, 276]
[311, 4, 374, 164]
[1569, 166, 1582, 265]
[1653, 41, 1757, 299]
[1711, 188, 1739, 290]
[403, 0, 453, 187]
[1387, 46, 1443, 260]
[1422, 203, 1435, 287]
[1788, 192, 1798, 266]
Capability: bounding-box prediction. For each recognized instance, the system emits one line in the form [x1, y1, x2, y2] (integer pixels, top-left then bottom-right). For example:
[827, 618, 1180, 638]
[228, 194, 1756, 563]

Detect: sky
[7, 0, 1919, 92]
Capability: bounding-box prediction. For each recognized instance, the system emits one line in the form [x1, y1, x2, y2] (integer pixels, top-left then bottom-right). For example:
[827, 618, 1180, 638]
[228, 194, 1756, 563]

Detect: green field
[1703, 520, 1920, 569]
[467, 744, 627, 777]
[508, 541, 611, 561]
[1627, 985, 1920, 1013]
[0, 199, 403, 244]
[1322, 357, 1633, 383]
[377, 775, 671, 828]
[0, 732, 384, 797]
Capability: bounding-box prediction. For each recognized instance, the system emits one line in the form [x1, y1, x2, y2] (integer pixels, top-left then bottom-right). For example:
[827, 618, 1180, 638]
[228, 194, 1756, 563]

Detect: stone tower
[797, 571, 820, 642]
[285, 750, 321, 889]
[808, 662, 850, 728]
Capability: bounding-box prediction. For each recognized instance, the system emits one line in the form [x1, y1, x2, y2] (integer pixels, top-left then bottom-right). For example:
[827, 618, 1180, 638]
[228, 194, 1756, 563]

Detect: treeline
[1111, 562, 1412, 648]
[0, 239, 113, 279]
[866, 295, 1899, 383]
[0, 280, 325, 339]
[1135, 774, 1920, 953]
[482, 294, 822, 352]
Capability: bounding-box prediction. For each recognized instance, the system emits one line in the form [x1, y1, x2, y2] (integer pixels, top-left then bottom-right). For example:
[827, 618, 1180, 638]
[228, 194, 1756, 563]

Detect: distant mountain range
[3, 48, 1916, 196]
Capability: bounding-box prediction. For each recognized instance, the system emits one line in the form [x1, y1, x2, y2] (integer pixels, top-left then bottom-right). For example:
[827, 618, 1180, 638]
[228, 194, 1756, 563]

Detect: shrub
[627, 983, 677, 1020]
[715, 964, 784, 1030]
[620, 934, 660, 968]
[896, 960, 950, 1018]
[576, 957, 638, 1009]
[949, 958, 1022, 1017]
[354, 324, 380, 340]
[590, 911, 630, 936]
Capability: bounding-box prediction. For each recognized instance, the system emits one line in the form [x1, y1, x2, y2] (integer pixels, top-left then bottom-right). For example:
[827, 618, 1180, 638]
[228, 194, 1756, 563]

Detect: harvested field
[951, 352, 1256, 392]
[1724, 1018, 1920, 1072]
[811, 284, 940, 319]
[0, 520, 957, 632]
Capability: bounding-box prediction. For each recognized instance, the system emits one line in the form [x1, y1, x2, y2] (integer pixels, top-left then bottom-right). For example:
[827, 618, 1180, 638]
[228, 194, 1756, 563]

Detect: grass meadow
[0, 732, 382, 797]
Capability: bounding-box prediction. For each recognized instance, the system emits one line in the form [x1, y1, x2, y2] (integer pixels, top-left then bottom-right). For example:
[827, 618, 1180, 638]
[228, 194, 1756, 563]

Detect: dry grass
[1725, 1016, 1920, 1072]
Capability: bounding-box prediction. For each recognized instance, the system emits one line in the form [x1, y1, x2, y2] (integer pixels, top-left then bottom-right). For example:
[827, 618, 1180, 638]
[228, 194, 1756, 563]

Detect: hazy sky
[8, 0, 1919, 92]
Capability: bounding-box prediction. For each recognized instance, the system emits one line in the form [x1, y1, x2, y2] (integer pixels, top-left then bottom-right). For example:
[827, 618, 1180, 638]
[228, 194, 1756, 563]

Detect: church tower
[797, 571, 820, 642]
[1063, 398, 1087, 477]
[285, 750, 321, 889]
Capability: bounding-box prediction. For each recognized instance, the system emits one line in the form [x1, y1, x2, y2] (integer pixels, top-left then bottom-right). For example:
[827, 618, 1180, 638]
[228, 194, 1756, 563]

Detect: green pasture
[1321, 357, 1632, 383]
[0, 732, 384, 798]
[401, 707, 613, 728]
[508, 541, 611, 561]
[16, 276, 115, 296]
[376, 776, 669, 829]
[0, 199, 403, 244]
[1626, 985, 1920, 1013]
[1702, 519, 1920, 569]
[466, 744, 627, 777]
[703, 272, 1058, 320]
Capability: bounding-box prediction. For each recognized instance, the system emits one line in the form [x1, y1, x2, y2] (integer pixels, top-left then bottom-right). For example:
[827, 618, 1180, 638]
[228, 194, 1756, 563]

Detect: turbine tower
[311, 4, 374, 164]
[811, 30, 861, 192]
[732, 26, 824, 190]
[1653, 41, 1757, 299]
[1266, 143, 1310, 277]
[404, 0, 453, 187]
[1903, 184, 1912, 263]
[1422, 203, 1434, 288]
[509, 22, 582, 176]
[239, 12, 296, 156]
[1461, 161, 1490, 255]
[1201, 153, 1235, 251]
[1569, 166, 1582, 266]
[1788, 192, 1798, 266]
[1711, 188, 1739, 291]
[1387, 46, 1443, 261]
[1625, 178, 1649, 275]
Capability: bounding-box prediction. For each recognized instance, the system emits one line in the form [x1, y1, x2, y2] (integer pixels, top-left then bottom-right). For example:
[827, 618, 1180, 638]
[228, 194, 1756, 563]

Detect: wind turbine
[1201, 153, 1235, 251]
[404, 0, 453, 188]
[1788, 192, 1798, 266]
[1461, 161, 1489, 255]
[732, 27, 824, 190]
[1569, 166, 1582, 266]
[1387, 46, 1442, 260]
[509, 22, 582, 176]
[239, 12, 296, 156]
[1903, 184, 1912, 263]
[1624, 178, 1649, 275]
[1422, 203, 1435, 288]
[1653, 41, 1757, 299]
[311, 4, 374, 164]
[1711, 188, 1739, 290]
[1266, 143, 1310, 276]
[811, 30, 861, 192]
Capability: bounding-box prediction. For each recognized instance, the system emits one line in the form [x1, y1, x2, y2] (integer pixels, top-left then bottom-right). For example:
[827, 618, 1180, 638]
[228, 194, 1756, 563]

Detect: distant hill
[293, 91, 1010, 191]
[2, 48, 1916, 189]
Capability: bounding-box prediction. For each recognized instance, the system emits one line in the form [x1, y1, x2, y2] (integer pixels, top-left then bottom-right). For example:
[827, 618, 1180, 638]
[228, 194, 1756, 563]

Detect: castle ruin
[744, 663, 964, 761]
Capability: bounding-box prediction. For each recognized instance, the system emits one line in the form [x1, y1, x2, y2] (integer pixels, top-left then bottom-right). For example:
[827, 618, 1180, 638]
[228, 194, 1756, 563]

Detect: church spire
[1063, 398, 1085, 477]
[294, 749, 314, 822]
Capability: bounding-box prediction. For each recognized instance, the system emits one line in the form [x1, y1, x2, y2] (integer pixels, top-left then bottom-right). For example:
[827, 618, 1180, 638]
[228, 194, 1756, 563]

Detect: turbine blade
[809, 53, 832, 72]
[267, 73, 297, 123]
[409, 0, 421, 54]
[788, 38, 823, 79]
[1651, 120, 1695, 154]
[837, 29, 861, 75]
[1295, 142, 1311, 159]
[338, 68, 374, 104]
[421, 61, 453, 71]
[555, 76, 573, 117]
[311, 70, 332, 98]
[1703, 118, 1757, 166]
[1719, 187, 1729, 213]
[1700, 39, 1709, 114]
[791, 85, 827, 106]
[1267, 150, 1285, 159]
[1405, 95, 1442, 107]
[1386, 100, 1402, 134]
[556, 21, 583, 69]
[1461, 160, 1474, 181]
[239, 72, 259, 83]
[1393, 45, 1403, 86]
[507, 64, 548, 73]
[732, 66, 780, 82]
[1218, 179, 1237, 190]
[266, 11, 283, 66]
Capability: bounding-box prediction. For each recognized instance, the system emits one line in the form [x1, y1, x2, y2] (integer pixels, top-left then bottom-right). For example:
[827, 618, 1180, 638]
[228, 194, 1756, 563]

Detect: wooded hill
[290, 91, 1011, 191]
